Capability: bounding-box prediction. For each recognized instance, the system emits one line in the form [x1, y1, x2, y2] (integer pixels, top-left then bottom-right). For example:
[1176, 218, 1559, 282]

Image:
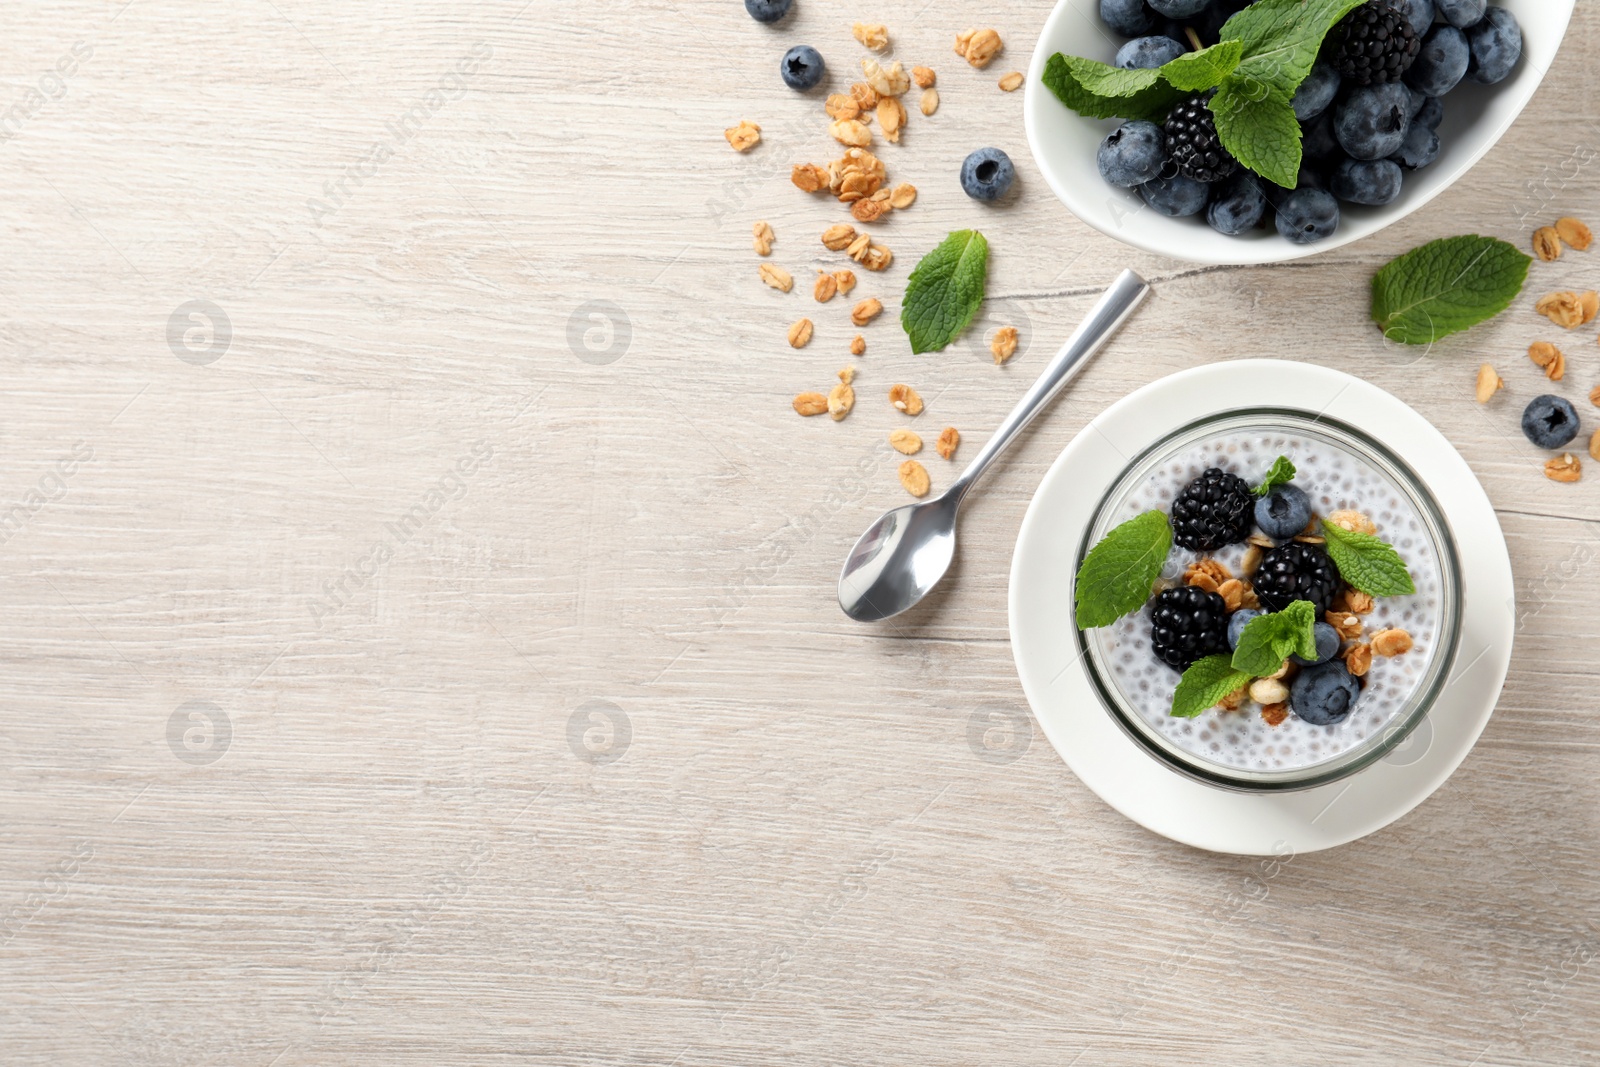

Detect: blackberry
[1170, 468, 1254, 551]
[1148, 586, 1231, 671]
[1253, 542, 1342, 615]
[1327, 2, 1421, 87]
[1163, 94, 1237, 183]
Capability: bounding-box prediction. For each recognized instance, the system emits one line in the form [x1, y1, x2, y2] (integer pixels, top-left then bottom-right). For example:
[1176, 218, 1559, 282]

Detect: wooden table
[1, 1, 1596, 1063]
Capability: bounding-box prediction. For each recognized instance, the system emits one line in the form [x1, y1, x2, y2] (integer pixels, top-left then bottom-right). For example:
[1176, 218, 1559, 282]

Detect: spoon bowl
[838, 270, 1150, 621]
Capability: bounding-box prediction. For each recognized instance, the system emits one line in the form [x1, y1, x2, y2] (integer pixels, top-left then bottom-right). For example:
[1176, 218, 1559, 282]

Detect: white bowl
[1022, 0, 1575, 264]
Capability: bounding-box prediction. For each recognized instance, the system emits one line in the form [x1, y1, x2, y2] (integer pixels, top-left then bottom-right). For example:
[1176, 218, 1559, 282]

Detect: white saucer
[1008, 360, 1514, 855]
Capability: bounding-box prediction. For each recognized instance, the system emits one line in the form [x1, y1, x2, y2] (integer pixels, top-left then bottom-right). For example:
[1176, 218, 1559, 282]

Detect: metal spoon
[837, 269, 1150, 622]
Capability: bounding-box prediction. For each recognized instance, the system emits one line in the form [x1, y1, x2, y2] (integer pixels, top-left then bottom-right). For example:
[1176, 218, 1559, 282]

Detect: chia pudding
[1077, 417, 1455, 784]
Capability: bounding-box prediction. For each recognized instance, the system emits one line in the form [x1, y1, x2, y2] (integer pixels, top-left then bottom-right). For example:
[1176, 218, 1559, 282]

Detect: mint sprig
[1040, 41, 1239, 123]
[900, 230, 988, 354]
[1253, 455, 1296, 497]
[1321, 520, 1416, 597]
[1371, 235, 1532, 346]
[1073, 510, 1173, 629]
[1231, 600, 1317, 676]
[1171, 654, 1254, 719]
[1043, 0, 1366, 187]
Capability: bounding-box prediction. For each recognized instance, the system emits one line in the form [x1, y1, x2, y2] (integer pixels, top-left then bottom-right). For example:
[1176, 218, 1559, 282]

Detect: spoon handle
[947, 269, 1149, 502]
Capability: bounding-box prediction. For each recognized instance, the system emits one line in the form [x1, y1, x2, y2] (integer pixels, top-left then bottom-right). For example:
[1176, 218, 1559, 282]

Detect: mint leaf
[1074, 510, 1173, 629]
[1371, 235, 1532, 346]
[1321, 520, 1416, 597]
[1220, 0, 1367, 98]
[1059, 55, 1163, 97]
[1041, 53, 1186, 122]
[1253, 455, 1296, 496]
[901, 230, 989, 354]
[1171, 655, 1254, 719]
[1231, 600, 1317, 676]
[1162, 39, 1243, 91]
[1210, 81, 1302, 188]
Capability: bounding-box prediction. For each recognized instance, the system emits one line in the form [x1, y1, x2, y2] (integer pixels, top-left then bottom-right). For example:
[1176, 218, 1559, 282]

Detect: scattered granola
[912, 65, 936, 89]
[1535, 289, 1599, 328]
[825, 93, 859, 120]
[1327, 509, 1376, 535]
[787, 318, 814, 348]
[1247, 533, 1275, 548]
[954, 28, 1003, 68]
[1532, 226, 1562, 262]
[821, 224, 857, 251]
[1219, 686, 1247, 712]
[1241, 544, 1263, 576]
[830, 119, 873, 147]
[1249, 677, 1288, 705]
[1217, 578, 1247, 612]
[898, 459, 931, 497]
[1370, 628, 1413, 656]
[838, 365, 855, 384]
[850, 197, 891, 223]
[889, 428, 922, 455]
[752, 220, 774, 256]
[852, 22, 890, 51]
[829, 147, 887, 202]
[1345, 643, 1373, 678]
[1327, 611, 1364, 641]
[998, 71, 1024, 92]
[1528, 341, 1565, 381]
[758, 264, 794, 292]
[828, 381, 855, 421]
[1545, 452, 1582, 482]
[990, 325, 1019, 365]
[861, 243, 893, 271]
[936, 427, 959, 460]
[850, 334, 866, 356]
[1184, 559, 1232, 587]
[793, 392, 829, 416]
[813, 271, 838, 303]
[1590, 429, 1600, 461]
[1475, 363, 1504, 402]
[920, 88, 939, 115]
[851, 297, 884, 327]
[1556, 216, 1593, 251]
[861, 57, 910, 97]
[876, 95, 906, 143]
[833, 269, 857, 295]
[849, 81, 879, 111]
[1592, 383, 1600, 407]
[1260, 702, 1289, 727]
[724, 120, 761, 152]
[888, 383, 924, 415]
[792, 163, 830, 193]
[889, 182, 917, 209]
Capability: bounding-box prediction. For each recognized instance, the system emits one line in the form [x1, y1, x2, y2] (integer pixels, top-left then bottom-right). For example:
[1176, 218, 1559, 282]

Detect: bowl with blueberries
[1022, 0, 1573, 263]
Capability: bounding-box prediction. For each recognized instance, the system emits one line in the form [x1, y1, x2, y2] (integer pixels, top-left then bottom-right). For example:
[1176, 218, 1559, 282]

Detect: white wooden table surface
[1, 1, 1597, 1063]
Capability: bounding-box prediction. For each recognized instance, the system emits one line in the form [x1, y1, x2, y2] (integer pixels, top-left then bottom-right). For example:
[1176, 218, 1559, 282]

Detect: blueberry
[1098, 121, 1168, 187]
[1435, 0, 1485, 28]
[1414, 94, 1444, 132]
[1406, 24, 1469, 96]
[1148, 0, 1208, 16]
[1290, 661, 1362, 725]
[1138, 173, 1211, 216]
[1274, 187, 1340, 244]
[1227, 608, 1262, 650]
[1301, 109, 1345, 168]
[1116, 35, 1187, 69]
[1254, 484, 1313, 540]
[1331, 158, 1404, 205]
[1291, 622, 1343, 667]
[1100, 0, 1160, 36]
[960, 147, 1015, 201]
[1335, 82, 1411, 161]
[779, 45, 825, 91]
[1389, 122, 1440, 169]
[1395, 0, 1436, 33]
[1521, 395, 1580, 450]
[744, 0, 792, 23]
[1193, 0, 1253, 46]
[1206, 171, 1267, 235]
[1467, 7, 1521, 85]
[1292, 61, 1341, 121]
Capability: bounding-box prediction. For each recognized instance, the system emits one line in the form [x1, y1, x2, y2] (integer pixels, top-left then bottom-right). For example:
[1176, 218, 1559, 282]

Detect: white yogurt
[1091, 430, 1442, 774]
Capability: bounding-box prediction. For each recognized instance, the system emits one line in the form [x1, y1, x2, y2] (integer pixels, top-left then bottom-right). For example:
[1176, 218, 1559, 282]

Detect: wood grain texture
[0, 1, 1597, 1063]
